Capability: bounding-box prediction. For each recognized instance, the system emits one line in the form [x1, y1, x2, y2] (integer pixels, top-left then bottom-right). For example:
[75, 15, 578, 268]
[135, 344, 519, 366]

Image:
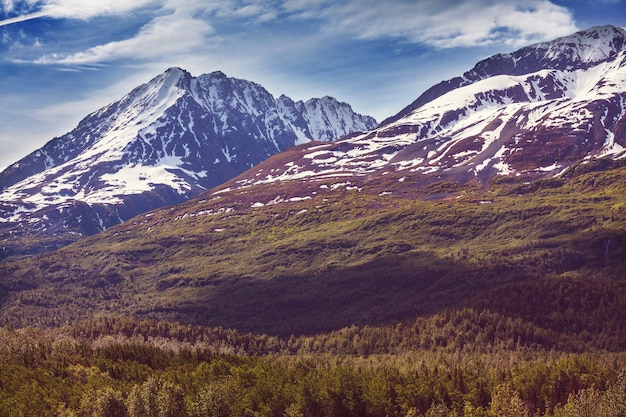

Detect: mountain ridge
[382, 24, 626, 125]
[0, 68, 376, 254]
[2, 25, 626, 262]
[1, 158, 624, 336]
[0, 24, 625, 350]
[224, 24, 626, 194]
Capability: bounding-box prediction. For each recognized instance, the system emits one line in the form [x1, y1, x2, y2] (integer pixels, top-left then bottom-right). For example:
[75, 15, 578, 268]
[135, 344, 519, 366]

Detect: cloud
[0, 0, 159, 26]
[22, 0, 580, 69]
[0, 0, 583, 49]
[1, 0, 39, 15]
[313, 0, 578, 48]
[25, 0, 277, 66]
[39, 0, 160, 20]
[16, 0, 583, 76]
[34, 12, 215, 64]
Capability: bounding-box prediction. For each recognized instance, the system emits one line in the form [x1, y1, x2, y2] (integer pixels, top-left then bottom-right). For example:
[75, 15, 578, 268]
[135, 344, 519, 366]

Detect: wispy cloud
[39, 0, 159, 20]
[312, 0, 578, 48]
[17, 0, 580, 67]
[34, 12, 215, 64]
[0, 0, 160, 25]
[19, 0, 235, 65]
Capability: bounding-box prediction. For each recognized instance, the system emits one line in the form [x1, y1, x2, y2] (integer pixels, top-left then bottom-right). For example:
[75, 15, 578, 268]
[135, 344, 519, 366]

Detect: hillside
[1, 24, 626, 417]
[1, 162, 625, 344]
[1, 25, 626, 344]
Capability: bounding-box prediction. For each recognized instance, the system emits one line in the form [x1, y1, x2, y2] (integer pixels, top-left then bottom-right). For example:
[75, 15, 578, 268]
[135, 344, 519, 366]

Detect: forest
[1, 315, 626, 417]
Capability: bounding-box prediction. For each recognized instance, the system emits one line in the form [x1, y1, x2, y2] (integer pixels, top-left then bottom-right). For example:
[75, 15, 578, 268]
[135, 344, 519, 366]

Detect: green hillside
[1, 164, 625, 346]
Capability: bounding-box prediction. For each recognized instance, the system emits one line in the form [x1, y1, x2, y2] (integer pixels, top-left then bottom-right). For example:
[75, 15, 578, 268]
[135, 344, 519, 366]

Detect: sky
[1, 0, 625, 170]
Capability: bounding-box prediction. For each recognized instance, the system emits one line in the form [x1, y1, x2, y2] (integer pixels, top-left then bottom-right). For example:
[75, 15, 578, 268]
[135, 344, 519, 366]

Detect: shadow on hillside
[162, 230, 626, 339]
[2, 227, 625, 344]
[168, 250, 517, 335]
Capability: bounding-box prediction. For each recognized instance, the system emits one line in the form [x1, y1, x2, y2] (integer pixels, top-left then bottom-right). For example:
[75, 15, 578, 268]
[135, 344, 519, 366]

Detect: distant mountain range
[1, 25, 626, 260]
[0, 68, 376, 250]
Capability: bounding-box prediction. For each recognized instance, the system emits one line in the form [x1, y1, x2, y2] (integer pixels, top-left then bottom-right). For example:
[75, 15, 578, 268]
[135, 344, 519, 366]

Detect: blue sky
[1, 0, 625, 170]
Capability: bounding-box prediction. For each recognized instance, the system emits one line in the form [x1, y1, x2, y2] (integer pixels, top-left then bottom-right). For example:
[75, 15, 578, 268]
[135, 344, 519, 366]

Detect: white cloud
[0, 0, 159, 26]
[40, 0, 160, 20]
[314, 0, 578, 48]
[232, 4, 264, 18]
[34, 12, 215, 64]
[0, 0, 585, 51]
[27, 0, 285, 66]
[24, 0, 580, 68]
[1, 0, 39, 14]
[1, 0, 15, 12]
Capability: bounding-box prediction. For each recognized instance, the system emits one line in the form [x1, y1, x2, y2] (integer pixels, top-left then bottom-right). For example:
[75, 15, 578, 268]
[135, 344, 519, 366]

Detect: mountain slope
[1, 161, 625, 340]
[383, 24, 626, 125]
[0, 68, 376, 256]
[1, 26, 626, 342]
[228, 25, 626, 191]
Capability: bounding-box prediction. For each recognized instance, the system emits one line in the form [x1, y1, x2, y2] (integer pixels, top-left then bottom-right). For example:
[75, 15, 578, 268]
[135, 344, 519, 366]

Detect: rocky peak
[384, 25, 626, 125]
[0, 68, 377, 252]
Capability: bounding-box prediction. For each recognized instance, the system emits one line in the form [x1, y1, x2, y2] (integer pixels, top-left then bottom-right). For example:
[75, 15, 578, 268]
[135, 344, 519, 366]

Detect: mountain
[0, 68, 376, 256]
[383, 24, 626, 125]
[4, 24, 624, 260]
[2, 26, 626, 417]
[228, 25, 626, 191]
[0, 26, 625, 342]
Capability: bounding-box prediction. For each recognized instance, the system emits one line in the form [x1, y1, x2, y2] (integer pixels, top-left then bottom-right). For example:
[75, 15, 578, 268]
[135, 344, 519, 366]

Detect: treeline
[57, 308, 606, 356]
[1, 317, 626, 417]
[0, 310, 578, 366]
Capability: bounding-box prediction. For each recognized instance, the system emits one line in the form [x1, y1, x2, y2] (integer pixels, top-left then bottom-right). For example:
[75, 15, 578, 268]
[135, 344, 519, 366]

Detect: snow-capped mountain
[3, 25, 626, 259]
[228, 25, 626, 191]
[0, 68, 376, 243]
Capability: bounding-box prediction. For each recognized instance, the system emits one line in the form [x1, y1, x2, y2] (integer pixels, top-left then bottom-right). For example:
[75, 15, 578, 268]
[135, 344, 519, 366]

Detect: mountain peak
[531, 24, 626, 66]
[208, 70, 227, 77]
[229, 24, 626, 198]
[463, 24, 626, 89]
[0, 68, 377, 250]
[164, 66, 189, 75]
[567, 24, 626, 46]
[575, 24, 625, 38]
[383, 24, 626, 125]
[155, 66, 192, 85]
